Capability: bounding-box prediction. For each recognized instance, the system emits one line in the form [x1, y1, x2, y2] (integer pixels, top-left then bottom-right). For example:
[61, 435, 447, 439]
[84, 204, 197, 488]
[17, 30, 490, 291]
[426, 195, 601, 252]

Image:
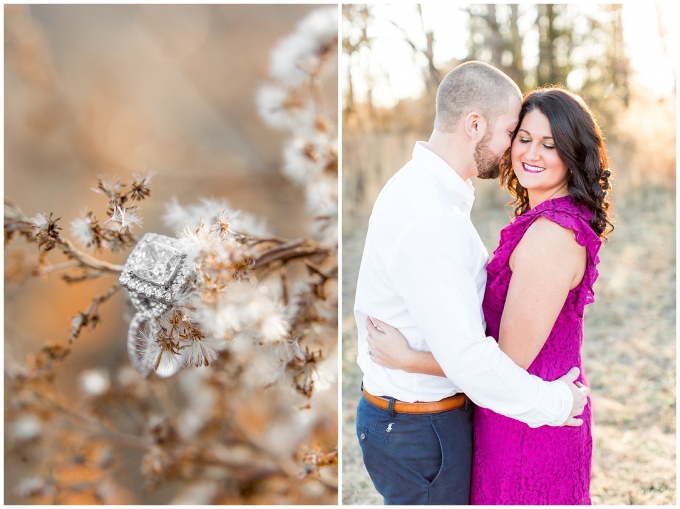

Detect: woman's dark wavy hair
[500, 86, 614, 240]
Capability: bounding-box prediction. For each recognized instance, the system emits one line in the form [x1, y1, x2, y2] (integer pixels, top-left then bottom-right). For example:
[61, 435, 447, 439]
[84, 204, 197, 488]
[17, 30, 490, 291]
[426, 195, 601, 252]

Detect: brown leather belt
[362, 387, 466, 415]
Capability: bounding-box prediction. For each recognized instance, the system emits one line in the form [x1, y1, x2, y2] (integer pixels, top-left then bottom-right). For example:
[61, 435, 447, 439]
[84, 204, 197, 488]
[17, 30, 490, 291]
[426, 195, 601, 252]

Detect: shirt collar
[412, 141, 476, 208]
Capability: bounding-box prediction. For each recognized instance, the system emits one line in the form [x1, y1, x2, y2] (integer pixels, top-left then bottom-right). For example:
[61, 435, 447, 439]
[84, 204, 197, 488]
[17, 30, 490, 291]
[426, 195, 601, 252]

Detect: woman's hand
[365, 317, 447, 377]
[365, 317, 416, 371]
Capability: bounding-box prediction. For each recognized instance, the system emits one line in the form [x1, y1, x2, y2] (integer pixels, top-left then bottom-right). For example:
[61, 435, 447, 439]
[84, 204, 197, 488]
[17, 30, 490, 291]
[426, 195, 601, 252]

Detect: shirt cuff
[538, 379, 573, 428]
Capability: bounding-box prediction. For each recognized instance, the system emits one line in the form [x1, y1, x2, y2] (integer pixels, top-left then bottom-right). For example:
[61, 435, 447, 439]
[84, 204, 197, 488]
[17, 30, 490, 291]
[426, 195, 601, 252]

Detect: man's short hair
[435, 61, 522, 132]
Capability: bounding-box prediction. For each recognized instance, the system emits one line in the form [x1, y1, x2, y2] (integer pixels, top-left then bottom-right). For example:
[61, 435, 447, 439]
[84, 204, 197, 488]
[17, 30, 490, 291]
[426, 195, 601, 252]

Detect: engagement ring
[367, 345, 372, 355]
[126, 312, 157, 378]
[119, 233, 196, 316]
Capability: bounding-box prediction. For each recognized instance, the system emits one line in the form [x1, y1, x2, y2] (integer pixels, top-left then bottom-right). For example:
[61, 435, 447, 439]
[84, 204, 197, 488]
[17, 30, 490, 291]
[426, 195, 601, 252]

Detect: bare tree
[417, 5, 441, 93]
[342, 4, 372, 120]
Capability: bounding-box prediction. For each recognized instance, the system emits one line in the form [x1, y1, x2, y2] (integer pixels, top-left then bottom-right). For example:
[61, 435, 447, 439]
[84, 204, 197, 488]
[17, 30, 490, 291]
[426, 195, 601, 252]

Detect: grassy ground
[341, 186, 676, 505]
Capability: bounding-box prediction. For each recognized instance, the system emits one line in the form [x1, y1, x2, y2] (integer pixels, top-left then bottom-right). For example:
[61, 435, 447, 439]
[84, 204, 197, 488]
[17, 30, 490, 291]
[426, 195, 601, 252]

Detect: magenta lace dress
[470, 196, 602, 505]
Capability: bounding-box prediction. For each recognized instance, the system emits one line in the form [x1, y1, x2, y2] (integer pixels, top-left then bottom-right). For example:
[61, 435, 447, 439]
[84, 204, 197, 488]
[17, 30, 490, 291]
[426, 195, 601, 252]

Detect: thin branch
[37, 260, 79, 276]
[56, 237, 125, 273]
[5, 199, 125, 273]
[69, 285, 121, 343]
[246, 236, 289, 246]
[386, 19, 421, 54]
[304, 260, 337, 280]
[62, 271, 106, 284]
[254, 239, 330, 268]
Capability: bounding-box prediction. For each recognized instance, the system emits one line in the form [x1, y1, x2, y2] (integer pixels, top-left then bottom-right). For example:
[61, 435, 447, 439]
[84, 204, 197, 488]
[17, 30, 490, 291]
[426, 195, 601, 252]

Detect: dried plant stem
[56, 237, 124, 273]
[69, 285, 121, 343]
[246, 235, 289, 246]
[37, 260, 79, 275]
[303, 259, 336, 280]
[254, 238, 331, 268]
[62, 271, 107, 284]
[5, 201, 125, 274]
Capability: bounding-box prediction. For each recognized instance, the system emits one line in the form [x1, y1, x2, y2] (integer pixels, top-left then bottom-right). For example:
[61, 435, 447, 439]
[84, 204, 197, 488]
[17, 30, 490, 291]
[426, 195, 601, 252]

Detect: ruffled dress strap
[487, 196, 602, 309]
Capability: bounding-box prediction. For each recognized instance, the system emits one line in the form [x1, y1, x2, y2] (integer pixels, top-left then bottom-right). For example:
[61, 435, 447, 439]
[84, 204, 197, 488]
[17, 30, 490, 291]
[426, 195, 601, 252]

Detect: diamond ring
[119, 233, 196, 316]
[367, 344, 372, 355]
[127, 312, 157, 378]
[127, 311, 184, 379]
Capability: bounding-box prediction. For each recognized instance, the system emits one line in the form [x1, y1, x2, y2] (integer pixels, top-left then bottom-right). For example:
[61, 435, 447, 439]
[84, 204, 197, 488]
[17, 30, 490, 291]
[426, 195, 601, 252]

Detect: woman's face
[511, 109, 569, 194]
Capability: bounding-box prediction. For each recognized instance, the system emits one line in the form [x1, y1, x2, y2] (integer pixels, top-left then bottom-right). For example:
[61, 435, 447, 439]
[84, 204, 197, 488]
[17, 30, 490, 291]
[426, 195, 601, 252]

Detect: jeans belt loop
[387, 397, 396, 418]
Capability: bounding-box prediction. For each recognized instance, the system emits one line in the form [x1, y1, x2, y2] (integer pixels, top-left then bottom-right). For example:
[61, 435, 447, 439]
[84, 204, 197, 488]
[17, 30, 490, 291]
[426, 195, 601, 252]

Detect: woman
[365, 86, 613, 505]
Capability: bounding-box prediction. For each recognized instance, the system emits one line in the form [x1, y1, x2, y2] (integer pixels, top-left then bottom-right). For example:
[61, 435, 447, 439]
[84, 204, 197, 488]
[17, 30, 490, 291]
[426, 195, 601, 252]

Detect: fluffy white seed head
[11, 414, 42, 442]
[79, 369, 111, 396]
[30, 213, 50, 230]
[269, 7, 338, 87]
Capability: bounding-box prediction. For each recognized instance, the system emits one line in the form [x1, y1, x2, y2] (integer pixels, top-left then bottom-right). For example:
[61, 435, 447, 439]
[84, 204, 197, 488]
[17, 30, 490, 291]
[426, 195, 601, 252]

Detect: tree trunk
[537, 4, 557, 86]
[486, 5, 504, 70]
[417, 5, 440, 92]
[508, 5, 526, 91]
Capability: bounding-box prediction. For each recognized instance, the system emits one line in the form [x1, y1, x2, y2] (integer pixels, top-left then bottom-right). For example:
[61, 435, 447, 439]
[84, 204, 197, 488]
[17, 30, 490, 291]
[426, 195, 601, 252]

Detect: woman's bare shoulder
[526, 215, 584, 246]
[512, 216, 586, 269]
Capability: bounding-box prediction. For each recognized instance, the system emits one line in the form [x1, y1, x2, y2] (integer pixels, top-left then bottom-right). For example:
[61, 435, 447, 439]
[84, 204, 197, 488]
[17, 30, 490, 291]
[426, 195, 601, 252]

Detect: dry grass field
[342, 176, 675, 505]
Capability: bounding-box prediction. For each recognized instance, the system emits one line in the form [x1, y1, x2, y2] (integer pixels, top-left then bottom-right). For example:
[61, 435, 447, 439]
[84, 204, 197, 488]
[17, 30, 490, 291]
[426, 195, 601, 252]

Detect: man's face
[475, 96, 522, 180]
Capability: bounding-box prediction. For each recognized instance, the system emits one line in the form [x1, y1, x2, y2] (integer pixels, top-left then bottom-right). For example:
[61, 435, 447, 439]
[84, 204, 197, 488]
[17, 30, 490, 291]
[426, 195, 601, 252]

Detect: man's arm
[387, 213, 574, 427]
[370, 218, 585, 371]
[365, 316, 588, 426]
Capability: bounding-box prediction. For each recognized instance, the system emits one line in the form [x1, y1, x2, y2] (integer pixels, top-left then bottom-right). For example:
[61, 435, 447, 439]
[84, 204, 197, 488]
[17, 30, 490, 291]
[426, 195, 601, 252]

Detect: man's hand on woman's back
[558, 367, 590, 426]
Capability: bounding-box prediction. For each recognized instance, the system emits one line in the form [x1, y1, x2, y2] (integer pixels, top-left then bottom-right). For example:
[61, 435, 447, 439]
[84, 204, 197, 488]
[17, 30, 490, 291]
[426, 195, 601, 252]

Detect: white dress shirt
[354, 141, 572, 427]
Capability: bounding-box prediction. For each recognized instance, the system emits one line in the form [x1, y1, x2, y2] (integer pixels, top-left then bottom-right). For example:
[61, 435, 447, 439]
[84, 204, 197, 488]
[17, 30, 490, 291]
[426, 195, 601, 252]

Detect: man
[353, 61, 590, 505]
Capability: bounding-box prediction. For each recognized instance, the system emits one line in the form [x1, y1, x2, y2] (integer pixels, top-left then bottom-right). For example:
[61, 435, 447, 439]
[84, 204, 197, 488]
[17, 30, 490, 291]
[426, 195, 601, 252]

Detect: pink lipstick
[522, 162, 546, 174]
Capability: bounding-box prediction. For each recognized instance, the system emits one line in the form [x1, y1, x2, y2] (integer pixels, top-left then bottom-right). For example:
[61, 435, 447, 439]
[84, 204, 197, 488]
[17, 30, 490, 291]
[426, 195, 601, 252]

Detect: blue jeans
[356, 394, 474, 505]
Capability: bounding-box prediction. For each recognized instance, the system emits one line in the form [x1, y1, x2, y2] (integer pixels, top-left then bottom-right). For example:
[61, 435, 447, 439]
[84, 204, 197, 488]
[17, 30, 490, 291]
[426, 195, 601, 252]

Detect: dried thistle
[128, 172, 154, 202]
[70, 209, 104, 250]
[31, 212, 62, 251]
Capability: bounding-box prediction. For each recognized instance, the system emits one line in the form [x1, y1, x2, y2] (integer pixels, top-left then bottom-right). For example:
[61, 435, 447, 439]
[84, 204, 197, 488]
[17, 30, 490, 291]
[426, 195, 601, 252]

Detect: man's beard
[474, 130, 502, 180]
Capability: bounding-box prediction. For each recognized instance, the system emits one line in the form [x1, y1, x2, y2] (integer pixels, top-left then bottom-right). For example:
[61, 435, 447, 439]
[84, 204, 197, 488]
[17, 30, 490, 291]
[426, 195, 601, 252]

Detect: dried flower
[104, 204, 143, 233]
[15, 476, 48, 499]
[11, 414, 42, 442]
[31, 212, 61, 251]
[258, 6, 338, 244]
[70, 209, 102, 250]
[30, 212, 51, 230]
[139, 328, 184, 379]
[182, 334, 225, 368]
[92, 174, 124, 200]
[298, 444, 338, 479]
[164, 197, 269, 239]
[129, 171, 155, 202]
[79, 369, 110, 396]
[269, 7, 338, 87]
[256, 84, 295, 128]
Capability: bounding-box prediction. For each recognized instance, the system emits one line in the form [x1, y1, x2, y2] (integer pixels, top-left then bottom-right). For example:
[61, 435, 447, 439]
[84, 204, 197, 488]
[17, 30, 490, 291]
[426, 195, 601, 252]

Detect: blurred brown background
[5, 4, 337, 504]
[341, 4, 675, 505]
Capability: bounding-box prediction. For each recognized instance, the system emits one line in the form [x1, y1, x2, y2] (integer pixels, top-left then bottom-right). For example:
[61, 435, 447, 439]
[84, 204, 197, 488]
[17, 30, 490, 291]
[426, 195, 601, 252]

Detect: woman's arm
[366, 216, 586, 374]
[498, 216, 586, 368]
